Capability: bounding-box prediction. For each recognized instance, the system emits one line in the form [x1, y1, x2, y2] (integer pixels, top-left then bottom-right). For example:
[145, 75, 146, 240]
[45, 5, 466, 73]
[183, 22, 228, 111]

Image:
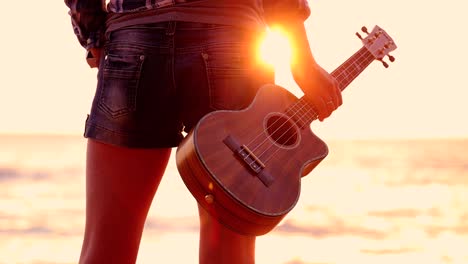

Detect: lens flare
[258, 27, 293, 71]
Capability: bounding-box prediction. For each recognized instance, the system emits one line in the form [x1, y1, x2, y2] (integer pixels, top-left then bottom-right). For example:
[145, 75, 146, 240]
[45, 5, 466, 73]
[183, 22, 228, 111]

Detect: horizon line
[0, 131, 466, 141]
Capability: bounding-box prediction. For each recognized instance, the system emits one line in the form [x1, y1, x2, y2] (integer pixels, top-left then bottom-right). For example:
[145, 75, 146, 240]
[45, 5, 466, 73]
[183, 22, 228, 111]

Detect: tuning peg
[379, 59, 389, 68]
[357, 26, 370, 40]
[388, 55, 395, 62]
[356, 32, 363, 40]
[361, 26, 369, 34]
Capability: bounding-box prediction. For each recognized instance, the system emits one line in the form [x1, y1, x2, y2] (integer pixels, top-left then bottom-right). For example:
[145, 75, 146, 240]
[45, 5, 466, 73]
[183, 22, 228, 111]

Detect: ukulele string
[243, 48, 375, 169]
[258, 49, 375, 165]
[244, 96, 308, 154]
[258, 98, 318, 165]
[242, 91, 303, 150]
[244, 97, 317, 168]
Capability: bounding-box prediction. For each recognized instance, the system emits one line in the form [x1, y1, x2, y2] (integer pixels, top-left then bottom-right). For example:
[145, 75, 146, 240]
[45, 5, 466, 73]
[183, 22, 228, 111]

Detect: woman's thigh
[80, 139, 172, 262]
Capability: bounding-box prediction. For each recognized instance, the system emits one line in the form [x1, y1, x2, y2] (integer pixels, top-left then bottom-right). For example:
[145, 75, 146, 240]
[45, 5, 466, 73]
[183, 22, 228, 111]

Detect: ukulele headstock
[356, 25, 397, 68]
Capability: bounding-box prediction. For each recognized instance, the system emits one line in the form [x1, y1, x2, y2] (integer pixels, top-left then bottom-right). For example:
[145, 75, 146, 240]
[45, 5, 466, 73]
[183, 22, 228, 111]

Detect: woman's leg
[198, 204, 256, 264]
[79, 139, 172, 263]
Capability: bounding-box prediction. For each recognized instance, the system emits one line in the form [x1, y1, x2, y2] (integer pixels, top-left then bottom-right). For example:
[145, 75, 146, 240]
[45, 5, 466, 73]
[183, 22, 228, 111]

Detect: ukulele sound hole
[265, 114, 298, 147]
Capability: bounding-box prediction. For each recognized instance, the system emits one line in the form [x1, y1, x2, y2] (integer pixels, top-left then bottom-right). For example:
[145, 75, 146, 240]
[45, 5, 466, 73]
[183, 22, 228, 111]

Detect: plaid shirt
[65, 0, 310, 49]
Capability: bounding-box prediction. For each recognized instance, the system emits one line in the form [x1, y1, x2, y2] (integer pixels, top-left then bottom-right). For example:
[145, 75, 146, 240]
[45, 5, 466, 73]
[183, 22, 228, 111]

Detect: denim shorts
[84, 21, 274, 148]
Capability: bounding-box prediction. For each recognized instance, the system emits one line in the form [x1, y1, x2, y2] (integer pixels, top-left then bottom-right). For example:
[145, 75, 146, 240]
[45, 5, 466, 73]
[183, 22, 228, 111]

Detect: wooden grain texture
[175, 27, 395, 234]
[176, 84, 328, 236]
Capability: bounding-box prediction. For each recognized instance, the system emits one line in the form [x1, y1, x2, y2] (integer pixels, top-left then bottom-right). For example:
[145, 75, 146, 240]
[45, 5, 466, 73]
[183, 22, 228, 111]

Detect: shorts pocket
[98, 53, 145, 118]
[202, 43, 256, 110]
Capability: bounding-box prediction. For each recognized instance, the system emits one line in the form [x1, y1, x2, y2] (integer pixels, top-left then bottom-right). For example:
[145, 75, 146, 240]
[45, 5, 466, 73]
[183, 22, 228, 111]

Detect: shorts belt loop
[166, 21, 176, 36]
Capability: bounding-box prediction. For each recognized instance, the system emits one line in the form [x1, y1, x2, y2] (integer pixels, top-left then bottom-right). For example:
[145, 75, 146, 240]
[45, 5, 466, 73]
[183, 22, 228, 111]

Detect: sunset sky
[1, 0, 467, 139]
[1, 2, 467, 264]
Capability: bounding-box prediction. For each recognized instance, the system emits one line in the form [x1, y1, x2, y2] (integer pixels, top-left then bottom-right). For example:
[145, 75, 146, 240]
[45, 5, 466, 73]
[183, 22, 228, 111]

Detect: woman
[64, 0, 342, 263]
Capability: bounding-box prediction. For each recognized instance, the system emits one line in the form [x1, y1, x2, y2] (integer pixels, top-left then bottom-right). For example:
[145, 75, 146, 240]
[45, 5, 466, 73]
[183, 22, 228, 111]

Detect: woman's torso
[105, 0, 268, 33]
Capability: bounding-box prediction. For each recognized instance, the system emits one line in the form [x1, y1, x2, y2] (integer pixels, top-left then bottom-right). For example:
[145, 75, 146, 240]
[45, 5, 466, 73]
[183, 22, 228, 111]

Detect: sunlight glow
[258, 27, 293, 71]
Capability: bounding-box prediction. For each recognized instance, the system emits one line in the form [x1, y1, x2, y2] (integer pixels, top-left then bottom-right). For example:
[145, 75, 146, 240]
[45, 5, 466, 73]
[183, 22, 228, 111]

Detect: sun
[257, 26, 300, 93]
[258, 27, 294, 72]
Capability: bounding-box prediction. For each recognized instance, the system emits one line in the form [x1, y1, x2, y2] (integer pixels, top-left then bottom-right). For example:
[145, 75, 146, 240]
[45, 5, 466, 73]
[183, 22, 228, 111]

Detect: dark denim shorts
[84, 21, 274, 148]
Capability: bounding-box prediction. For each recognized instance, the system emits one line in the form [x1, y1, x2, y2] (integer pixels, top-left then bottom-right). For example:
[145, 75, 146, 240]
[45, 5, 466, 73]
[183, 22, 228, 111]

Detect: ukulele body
[176, 84, 328, 235]
[177, 25, 397, 235]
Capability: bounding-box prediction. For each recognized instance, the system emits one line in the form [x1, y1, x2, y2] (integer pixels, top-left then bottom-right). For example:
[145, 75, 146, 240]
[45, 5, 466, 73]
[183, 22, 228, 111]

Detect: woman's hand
[283, 21, 342, 121]
[295, 64, 342, 121]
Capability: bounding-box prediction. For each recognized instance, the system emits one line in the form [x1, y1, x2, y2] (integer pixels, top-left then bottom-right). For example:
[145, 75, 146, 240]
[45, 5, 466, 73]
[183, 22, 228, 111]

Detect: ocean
[0, 134, 467, 264]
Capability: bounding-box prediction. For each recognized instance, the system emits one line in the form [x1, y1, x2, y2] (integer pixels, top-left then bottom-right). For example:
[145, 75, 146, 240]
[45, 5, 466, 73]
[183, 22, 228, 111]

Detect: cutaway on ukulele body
[176, 25, 397, 235]
[176, 84, 329, 235]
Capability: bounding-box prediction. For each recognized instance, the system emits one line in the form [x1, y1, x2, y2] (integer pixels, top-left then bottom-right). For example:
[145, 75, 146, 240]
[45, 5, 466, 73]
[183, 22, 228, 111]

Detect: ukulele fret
[176, 25, 397, 236]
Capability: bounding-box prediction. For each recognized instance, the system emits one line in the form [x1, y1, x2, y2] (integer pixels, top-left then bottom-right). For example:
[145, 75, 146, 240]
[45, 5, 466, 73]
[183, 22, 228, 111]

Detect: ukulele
[176, 25, 397, 235]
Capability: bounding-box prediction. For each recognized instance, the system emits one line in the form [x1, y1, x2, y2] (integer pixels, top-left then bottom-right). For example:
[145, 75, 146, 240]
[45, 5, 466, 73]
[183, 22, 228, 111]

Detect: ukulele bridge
[223, 135, 274, 187]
